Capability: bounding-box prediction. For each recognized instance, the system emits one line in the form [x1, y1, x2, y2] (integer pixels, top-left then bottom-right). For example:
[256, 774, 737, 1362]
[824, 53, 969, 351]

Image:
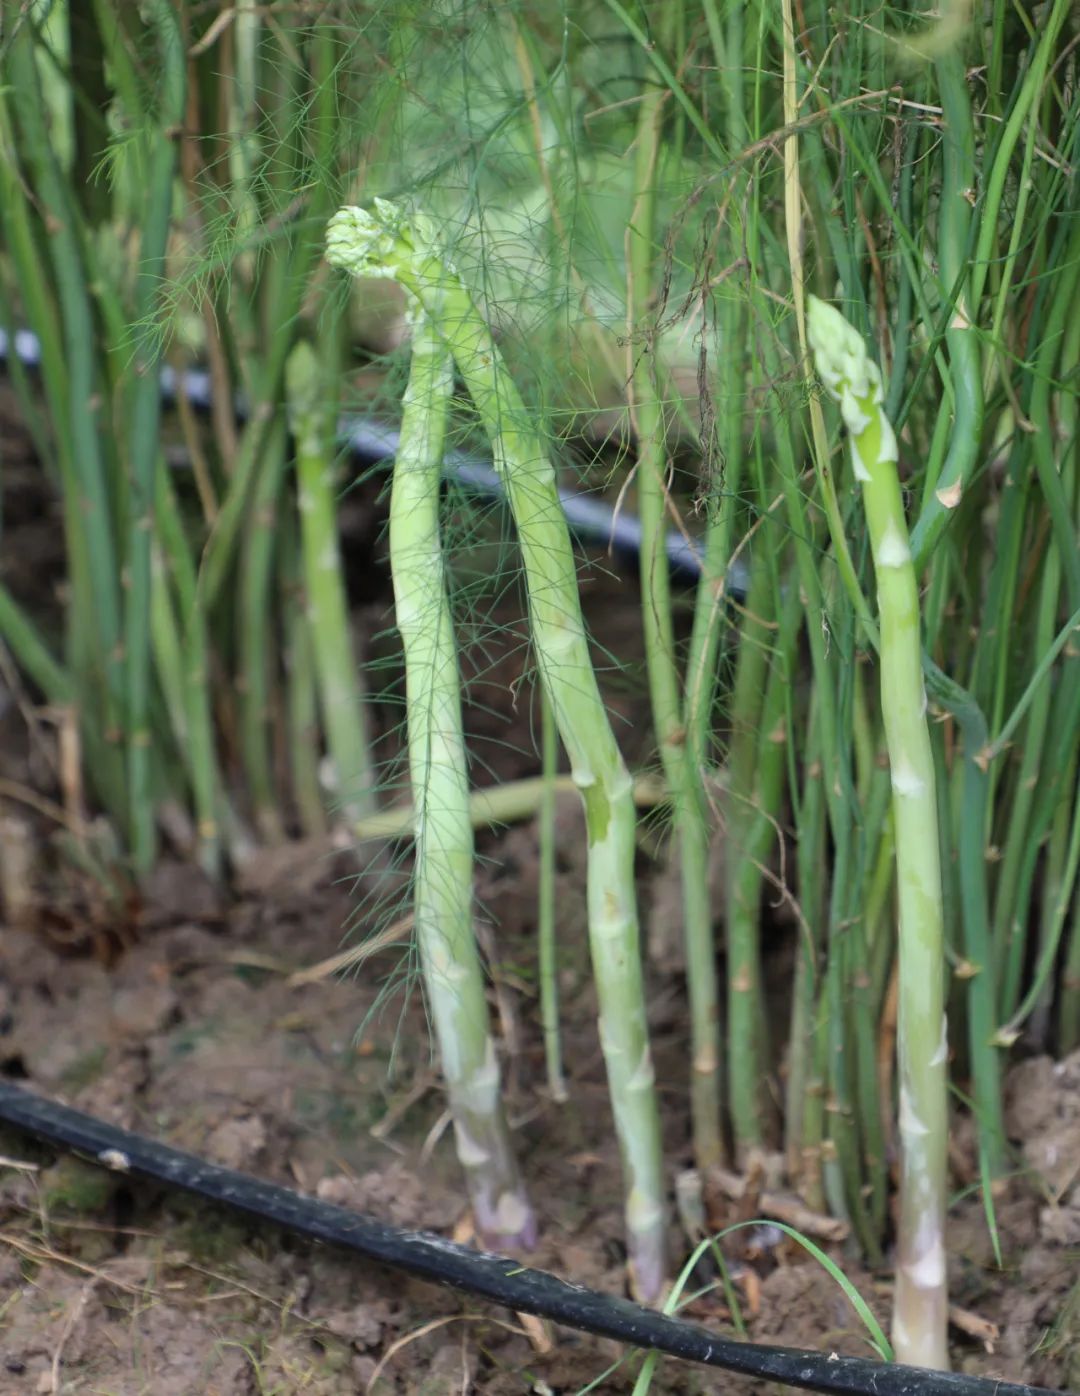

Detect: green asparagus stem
[280, 517, 330, 839]
[920, 661, 1004, 1177]
[538, 688, 567, 1102]
[153, 465, 225, 880]
[389, 305, 534, 1247]
[353, 771, 667, 843]
[286, 340, 377, 824]
[627, 0, 722, 1172]
[808, 296, 949, 1371]
[117, 0, 185, 876]
[908, 50, 982, 572]
[238, 414, 288, 843]
[327, 202, 666, 1297]
[724, 552, 776, 1156]
[786, 698, 825, 1201]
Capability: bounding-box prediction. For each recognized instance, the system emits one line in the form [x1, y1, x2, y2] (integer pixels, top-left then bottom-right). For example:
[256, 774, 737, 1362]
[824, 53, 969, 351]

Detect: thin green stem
[985, 605, 1080, 762]
[390, 308, 533, 1247]
[538, 687, 567, 1103]
[107, 0, 185, 874]
[596, 0, 725, 163]
[238, 413, 288, 842]
[287, 337, 378, 826]
[0, 586, 72, 705]
[785, 699, 824, 1197]
[908, 52, 982, 572]
[724, 551, 775, 1157]
[999, 771, 1080, 1043]
[922, 660, 1005, 1177]
[280, 518, 329, 839]
[628, 0, 722, 1172]
[154, 464, 224, 879]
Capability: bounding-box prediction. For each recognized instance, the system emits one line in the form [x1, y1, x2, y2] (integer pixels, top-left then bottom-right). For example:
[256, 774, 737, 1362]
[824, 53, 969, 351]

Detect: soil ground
[0, 386, 1077, 1394]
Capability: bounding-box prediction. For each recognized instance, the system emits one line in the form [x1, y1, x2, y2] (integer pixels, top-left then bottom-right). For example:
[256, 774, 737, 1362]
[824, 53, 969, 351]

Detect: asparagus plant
[286, 341, 377, 824]
[628, 0, 723, 1173]
[326, 201, 666, 1298]
[382, 296, 534, 1247]
[807, 296, 949, 1370]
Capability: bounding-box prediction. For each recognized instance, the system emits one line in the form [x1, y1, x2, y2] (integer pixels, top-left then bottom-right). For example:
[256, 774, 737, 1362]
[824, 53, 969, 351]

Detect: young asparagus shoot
[807, 296, 949, 1370]
[383, 297, 535, 1248]
[326, 201, 667, 1299]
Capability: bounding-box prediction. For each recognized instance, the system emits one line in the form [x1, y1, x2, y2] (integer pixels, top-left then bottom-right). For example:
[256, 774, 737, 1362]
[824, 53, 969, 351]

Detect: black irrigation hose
[0, 1082, 1068, 1396]
[0, 328, 747, 595]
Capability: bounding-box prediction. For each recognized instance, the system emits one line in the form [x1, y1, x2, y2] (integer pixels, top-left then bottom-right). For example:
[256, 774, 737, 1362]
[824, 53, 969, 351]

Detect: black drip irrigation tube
[0, 1083, 1069, 1396]
[0, 328, 748, 599]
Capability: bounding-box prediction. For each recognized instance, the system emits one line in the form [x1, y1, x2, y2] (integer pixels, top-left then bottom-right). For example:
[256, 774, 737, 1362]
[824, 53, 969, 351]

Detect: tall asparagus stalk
[385, 300, 534, 1247]
[628, 0, 723, 1173]
[326, 202, 666, 1298]
[807, 297, 949, 1370]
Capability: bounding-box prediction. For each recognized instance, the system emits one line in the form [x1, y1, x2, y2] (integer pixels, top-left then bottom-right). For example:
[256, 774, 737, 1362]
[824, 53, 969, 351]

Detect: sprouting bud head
[284, 339, 320, 446]
[325, 205, 400, 280]
[325, 201, 447, 286]
[807, 295, 885, 442]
